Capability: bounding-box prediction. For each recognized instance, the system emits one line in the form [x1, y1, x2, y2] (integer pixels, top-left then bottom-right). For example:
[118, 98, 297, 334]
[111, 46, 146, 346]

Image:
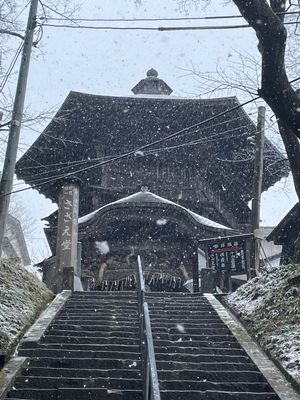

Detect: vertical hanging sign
[55, 184, 79, 292]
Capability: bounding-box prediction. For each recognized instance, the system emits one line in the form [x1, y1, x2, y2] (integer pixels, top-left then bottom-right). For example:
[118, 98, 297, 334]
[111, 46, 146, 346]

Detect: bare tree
[177, 0, 300, 262]
[230, 0, 300, 202]
[0, 1, 78, 262]
[0, 1, 80, 163]
[8, 193, 37, 238]
[178, 0, 300, 199]
[230, 0, 300, 138]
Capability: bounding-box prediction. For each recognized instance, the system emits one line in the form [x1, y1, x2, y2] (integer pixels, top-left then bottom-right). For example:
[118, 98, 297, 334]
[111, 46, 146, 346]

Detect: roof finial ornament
[147, 68, 158, 78]
[141, 186, 149, 192]
[131, 69, 173, 96]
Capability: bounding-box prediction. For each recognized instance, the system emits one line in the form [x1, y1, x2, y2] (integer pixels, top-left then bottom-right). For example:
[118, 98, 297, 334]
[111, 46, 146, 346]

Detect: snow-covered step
[7, 387, 142, 400]
[4, 290, 286, 400]
[22, 367, 141, 379]
[14, 376, 143, 390]
[146, 292, 281, 400]
[41, 335, 139, 345]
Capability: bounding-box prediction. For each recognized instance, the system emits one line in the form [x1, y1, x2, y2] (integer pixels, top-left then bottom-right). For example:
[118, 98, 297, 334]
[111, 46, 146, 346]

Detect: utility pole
[252, 106, 266, 275]
[0, 0, 39, 253]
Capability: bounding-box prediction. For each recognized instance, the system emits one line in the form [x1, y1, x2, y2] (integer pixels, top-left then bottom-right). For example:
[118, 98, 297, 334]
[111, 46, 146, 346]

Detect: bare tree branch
[231, 0, 300, 139]
[0, 28, 24, 40]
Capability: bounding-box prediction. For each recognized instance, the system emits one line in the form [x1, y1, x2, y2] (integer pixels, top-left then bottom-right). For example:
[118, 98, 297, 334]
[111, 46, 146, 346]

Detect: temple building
[267, 203, 300, 264]
[16, 70, 289, 291]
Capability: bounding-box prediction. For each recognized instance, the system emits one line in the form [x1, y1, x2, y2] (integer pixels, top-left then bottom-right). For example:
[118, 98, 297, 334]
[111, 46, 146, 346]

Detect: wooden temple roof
[267, 202, 300, 244]
[78, 190, 232, 234]
[44, 190, 233, 253]
[16, 91, 289, 204]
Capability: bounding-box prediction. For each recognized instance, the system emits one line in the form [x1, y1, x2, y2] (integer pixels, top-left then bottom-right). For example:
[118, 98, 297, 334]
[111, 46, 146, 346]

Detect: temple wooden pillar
[55, 183, 79, 293]
[191, 246, 200, 293]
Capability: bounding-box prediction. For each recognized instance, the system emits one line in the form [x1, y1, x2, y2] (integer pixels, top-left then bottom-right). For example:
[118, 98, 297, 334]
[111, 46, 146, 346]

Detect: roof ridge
[68, 90, 239, 103]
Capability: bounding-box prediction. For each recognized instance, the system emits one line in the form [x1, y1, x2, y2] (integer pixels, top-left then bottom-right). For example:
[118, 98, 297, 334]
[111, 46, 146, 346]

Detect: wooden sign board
[199, 234, 253, 276]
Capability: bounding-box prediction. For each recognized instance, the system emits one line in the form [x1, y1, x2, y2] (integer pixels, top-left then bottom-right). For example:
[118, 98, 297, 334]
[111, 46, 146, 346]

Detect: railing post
[137, 255, 145, 350]
[192, 246, 200, 293]
[144, 357, 150, 400]
[143, 302, 161, 400]
[136, 255, 161, 400]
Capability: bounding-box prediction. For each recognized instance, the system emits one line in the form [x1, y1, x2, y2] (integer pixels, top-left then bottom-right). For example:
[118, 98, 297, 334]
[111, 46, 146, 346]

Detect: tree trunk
[232, 0, 300, 139]
[230, 0, 300, 263]
[278, 123, 300, 263]
[278, 122, 300, 200]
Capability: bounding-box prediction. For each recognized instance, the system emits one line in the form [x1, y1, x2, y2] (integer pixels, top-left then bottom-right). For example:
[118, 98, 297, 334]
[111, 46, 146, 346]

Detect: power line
[41, 20, 300, 32]
[11, 112, 290, 185]
[5, 76, 300, 199]
[14, 123, 256, 186]
[5, 75, 300, 197]
[5, 94, 261, 197]
[0, 42, 24, 93]
[39, 1, 81, 26]
[38, 0, 48, 21]
[12, 1, 31, 23]
[159, 24, 249, 31]
[41, 10, 300, 23]
[160, 21, 300, 31]
[17, 114, 247, 172]
[43, 23, 158, 31]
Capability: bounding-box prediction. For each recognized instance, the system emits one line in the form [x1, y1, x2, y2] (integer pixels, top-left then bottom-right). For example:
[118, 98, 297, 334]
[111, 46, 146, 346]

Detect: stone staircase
[4, 291, 281, 399]
[146, 292, 280, 400]
[7, 292, 142, 400]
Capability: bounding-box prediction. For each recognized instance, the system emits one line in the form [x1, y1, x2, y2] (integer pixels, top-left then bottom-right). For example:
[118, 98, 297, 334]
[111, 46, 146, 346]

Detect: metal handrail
[137, 255, 161, 400]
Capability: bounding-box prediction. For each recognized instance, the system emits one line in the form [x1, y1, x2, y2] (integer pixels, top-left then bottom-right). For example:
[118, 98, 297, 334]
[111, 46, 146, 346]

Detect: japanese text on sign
[207, 239, 247, 274]
[61, 190, 74, 252]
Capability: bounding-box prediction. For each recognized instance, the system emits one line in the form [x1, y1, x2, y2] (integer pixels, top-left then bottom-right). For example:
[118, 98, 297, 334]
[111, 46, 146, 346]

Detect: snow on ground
[226, 263, 300, 381]
[24, 264, 42, 280]
[0, 258, 53, 361]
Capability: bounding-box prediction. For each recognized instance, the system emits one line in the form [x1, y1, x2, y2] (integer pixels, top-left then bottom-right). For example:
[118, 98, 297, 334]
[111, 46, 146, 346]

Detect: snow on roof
[69, 91, 238, 103]
[16, 90, 289, 205]
[119, 93, 201, 100]
[79, 190, 231, 230]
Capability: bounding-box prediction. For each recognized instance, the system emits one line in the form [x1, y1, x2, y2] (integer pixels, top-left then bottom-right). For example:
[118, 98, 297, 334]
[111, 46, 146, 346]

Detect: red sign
[210, 245, 242, 253]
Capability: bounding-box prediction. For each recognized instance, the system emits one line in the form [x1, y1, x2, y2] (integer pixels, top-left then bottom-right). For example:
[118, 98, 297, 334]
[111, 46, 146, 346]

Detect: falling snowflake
[156, 219, 167, 226]
[95, 241, 110, 255]
[176, 324, 185, 333]
[129, 361, 137, 368]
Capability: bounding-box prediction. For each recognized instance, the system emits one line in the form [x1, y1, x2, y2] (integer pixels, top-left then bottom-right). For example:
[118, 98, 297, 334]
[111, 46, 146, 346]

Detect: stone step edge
[14, 376, 270, 387]
[205, 294, 300, 400]
[25, 357, 255, 369]
[0, 357, 28, 400]
[22, 367, 141, 375]
[24, 368, 265, 376]
[18, 349, 249, 362]
[20, 291, 72, 346]
[14, 375, 141, 383]
[0, 292, 72, 400]
[21, 343, 244, 353]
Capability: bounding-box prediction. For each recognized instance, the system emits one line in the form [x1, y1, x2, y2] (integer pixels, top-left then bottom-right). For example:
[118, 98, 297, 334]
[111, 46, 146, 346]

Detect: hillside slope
[226, 263, 300, 382]
[0, 258, 53, 364]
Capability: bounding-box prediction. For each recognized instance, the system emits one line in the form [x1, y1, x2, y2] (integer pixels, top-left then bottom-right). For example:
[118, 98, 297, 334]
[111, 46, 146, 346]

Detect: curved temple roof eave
[78, 191, 232, 235]
[15, 90, 289, 204]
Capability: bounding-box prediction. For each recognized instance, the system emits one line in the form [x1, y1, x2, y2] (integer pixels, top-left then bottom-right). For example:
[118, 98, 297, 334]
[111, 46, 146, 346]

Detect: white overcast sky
[3, 0, 298, 260]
